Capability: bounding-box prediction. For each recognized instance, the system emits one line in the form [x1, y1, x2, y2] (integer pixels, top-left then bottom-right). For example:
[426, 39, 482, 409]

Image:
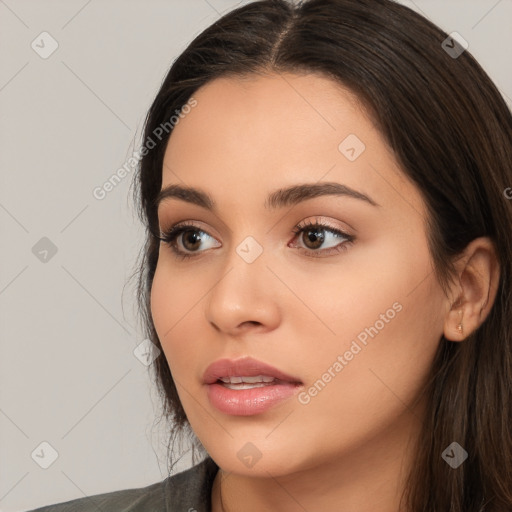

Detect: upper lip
[203, 357, 302, 385]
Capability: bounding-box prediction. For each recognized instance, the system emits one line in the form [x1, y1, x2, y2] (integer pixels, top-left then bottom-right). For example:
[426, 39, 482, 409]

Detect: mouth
[216, 375, 291, 390]
[203, 357, 303, 416]
[203, 356, 302, 385]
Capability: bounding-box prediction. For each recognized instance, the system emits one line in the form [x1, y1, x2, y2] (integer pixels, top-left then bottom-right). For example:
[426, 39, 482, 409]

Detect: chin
[204, 435, 312, 478]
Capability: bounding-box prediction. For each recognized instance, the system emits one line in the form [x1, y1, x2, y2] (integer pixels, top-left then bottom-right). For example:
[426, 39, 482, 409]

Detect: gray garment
[26, 457, 219, 512]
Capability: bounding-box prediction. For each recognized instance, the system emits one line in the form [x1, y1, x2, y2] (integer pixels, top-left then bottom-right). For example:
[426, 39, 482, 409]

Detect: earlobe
[444, 301, 466, 342]
[443, 237, 500, 342]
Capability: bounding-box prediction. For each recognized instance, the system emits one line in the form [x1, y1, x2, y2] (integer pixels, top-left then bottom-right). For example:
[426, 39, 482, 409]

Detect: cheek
[150, 263, 173, 340]
[295, 299, 439, 457]
[149, 262, 196, 364]
[293, 231, 441, 400]
[282, 230, 433, 346]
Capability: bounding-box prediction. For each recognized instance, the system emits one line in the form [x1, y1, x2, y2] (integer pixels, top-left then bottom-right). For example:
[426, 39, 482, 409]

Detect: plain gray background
[1, 1, 511, 511]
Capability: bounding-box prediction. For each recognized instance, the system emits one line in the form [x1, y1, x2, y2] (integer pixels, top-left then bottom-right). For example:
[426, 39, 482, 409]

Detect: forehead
[164, 72, 375, 175]
[166, 71, 368, 153]
[161, 72, 426, 223]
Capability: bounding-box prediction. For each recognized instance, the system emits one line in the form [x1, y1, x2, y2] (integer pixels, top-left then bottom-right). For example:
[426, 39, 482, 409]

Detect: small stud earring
[456, 310, 463, 335]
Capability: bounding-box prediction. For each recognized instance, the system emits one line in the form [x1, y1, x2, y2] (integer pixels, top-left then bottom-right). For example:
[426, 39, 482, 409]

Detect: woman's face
[150, 72, 449, 476]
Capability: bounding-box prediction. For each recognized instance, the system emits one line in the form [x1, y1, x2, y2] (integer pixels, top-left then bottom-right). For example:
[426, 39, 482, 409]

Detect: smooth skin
[150, 72, 500, 512]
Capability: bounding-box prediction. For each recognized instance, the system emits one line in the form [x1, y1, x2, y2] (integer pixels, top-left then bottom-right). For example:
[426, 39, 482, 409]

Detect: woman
[29, 0, 512, 510]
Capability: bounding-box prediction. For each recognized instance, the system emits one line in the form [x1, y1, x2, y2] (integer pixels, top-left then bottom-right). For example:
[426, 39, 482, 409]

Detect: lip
[203, 357, 303, 416]
[203, 356, 302, 385]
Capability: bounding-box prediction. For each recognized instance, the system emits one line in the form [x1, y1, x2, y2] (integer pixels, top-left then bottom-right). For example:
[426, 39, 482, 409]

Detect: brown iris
[181, 230, 203, 251]
[302, 227, 325, 250]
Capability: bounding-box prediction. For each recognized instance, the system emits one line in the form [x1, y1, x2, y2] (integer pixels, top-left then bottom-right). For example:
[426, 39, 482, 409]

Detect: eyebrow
[154, 181, 380, 212]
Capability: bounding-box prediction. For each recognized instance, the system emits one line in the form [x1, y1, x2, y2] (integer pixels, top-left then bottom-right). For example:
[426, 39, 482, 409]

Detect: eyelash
[158, 219, 355, 261]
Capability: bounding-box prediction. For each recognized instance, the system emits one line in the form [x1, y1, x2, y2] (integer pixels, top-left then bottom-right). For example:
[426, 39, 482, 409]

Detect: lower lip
[206, 381, 301, 416]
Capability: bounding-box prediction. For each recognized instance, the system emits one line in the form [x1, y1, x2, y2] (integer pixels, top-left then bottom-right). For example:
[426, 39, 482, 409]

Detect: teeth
[221, 376, 242, 384]
[222, 382, 272, 390]
[219, 375, 277, 384]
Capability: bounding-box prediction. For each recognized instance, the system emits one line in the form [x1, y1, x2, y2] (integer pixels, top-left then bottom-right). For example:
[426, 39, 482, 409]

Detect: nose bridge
[204, 233, 281, 332]
[213, 232, 269, 304]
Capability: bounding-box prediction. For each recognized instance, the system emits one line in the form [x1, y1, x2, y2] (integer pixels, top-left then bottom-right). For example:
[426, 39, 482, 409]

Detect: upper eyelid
[160, 219, 350, 237]
[157, 200, 359, 235]
[160, 214, 353, 234]
[295, 217, 347, 232]
[159, 220, 215, 237]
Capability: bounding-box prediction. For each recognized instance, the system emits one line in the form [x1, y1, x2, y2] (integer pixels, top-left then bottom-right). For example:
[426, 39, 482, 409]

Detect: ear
[443, 237, 500, 342]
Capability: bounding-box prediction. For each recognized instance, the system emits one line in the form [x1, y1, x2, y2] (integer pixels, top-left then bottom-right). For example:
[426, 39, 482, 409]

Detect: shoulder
[26, 456, 219, 512]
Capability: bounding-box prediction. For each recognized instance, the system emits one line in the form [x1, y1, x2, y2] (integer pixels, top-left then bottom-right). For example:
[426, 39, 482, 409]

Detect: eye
[289, 218, 354, 258]
[158, 217, 354, 260]
[159, 222, 220, 260]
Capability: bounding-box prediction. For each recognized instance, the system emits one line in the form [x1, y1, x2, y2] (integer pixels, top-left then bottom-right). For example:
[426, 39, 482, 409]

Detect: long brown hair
[130, 0, 512, 509]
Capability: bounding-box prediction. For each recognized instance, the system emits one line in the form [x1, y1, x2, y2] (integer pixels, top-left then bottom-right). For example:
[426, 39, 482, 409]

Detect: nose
[204, 246, 281, 336]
